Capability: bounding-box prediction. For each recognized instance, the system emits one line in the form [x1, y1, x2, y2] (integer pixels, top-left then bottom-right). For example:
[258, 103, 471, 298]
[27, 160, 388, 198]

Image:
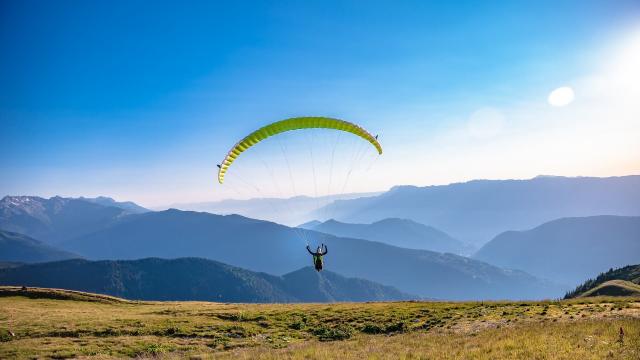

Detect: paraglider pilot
[307, 244, 328, 272]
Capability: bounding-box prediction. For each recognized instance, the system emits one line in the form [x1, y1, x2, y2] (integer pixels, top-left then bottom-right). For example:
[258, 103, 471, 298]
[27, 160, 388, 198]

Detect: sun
[548, 86, 575, 107]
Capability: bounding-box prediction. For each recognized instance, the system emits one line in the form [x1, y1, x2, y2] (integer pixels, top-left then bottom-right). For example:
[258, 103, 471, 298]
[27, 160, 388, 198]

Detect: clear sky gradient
[2, 1, 640, 206]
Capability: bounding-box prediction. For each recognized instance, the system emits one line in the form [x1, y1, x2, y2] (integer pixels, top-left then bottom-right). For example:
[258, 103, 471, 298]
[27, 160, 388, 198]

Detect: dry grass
[579, 280, 640, 297]
[219, 319, 640, 360]
[0, 287, 639, 359]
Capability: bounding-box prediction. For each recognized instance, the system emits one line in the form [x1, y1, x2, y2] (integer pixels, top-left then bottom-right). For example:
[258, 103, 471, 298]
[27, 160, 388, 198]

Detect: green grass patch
[1, 287, 639, 359]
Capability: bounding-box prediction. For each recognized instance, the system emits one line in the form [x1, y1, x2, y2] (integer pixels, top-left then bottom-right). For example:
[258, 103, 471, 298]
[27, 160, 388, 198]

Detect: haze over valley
[2, 174, 638, 301]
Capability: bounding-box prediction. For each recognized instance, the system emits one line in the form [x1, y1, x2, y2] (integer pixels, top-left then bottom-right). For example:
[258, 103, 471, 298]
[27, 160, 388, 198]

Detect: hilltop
[577, 280, 640, 298]
[565, 264, 640, 299]
[0, 286, 133, 303]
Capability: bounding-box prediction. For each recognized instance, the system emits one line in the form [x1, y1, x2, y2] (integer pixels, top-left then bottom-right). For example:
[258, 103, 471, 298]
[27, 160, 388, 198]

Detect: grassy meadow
[0, 287, 639, 359]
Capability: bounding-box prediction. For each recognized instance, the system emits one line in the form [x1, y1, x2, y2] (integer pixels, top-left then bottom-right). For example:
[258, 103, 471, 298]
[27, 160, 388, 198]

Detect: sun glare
[547, 86, 575, 107]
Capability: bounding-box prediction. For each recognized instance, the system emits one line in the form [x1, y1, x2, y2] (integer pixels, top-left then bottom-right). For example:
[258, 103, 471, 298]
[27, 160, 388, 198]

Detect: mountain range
[474, 216, 640, 287]
[4, 194, 549, 300]
[55, 209, 559, 300]
[3, 175, 638, 301]
[0, 196, 147, 244]
[0, 257, 410, 302]
[304, 218, 469, 254]
[0, 230, 79, 263]
[314, 175, 640, 245]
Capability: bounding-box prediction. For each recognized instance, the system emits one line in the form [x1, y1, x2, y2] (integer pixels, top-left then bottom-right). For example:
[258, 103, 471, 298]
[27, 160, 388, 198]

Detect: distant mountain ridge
[298, 220, 322, 229]
[309, 218, 468, 254]
[314, 175, 640, 245]
[168, 192, 381, 226]
[0, 230, 80, 263]
[77, 196, 149, 214]
[474, 216, 640, 287]
[59, 209, 561, 300]
[0, 196, 147, 244]
[0, 258, 411, 302]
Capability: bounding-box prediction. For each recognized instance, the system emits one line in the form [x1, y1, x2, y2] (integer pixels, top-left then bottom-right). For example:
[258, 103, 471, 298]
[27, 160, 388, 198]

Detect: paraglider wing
[217, 117, 382, 184]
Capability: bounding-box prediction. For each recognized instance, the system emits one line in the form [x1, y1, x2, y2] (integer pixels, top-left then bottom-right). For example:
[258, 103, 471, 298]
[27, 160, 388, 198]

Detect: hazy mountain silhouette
[0, 196, 135, 244]
[60, 209, 560, 300]
[475, 216, 640, 287]
[0, 230, 80, 263]
[309, 218, 468, 254]
[298, 220, 322, 229]
[314, 175, 640, 245]
[78, 196, 149, 214]
[0, 258, 410, 302]
[168, 192, 380, 226]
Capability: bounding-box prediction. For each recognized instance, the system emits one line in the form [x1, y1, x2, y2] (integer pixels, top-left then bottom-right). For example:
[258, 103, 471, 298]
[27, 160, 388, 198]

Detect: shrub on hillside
[312, 324, 353, 341]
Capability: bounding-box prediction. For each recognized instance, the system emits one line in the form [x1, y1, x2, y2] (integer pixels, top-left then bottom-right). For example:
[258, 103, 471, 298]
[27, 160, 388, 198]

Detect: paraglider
[217, 116, 382, 270]
[307, 244, 328, 271]
[217, 117, 382, 184]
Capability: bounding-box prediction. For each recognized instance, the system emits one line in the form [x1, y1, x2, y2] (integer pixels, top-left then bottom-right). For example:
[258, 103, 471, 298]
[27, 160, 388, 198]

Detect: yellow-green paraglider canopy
[218, 117, 382, 184]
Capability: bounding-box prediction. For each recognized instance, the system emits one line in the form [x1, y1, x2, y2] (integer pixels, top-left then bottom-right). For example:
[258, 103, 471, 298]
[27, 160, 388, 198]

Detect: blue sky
[2, 1, 640, 206]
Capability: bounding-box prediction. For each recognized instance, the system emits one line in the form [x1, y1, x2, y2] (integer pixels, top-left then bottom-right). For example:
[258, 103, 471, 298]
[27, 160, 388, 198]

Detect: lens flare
[548, 86, 575, 107]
